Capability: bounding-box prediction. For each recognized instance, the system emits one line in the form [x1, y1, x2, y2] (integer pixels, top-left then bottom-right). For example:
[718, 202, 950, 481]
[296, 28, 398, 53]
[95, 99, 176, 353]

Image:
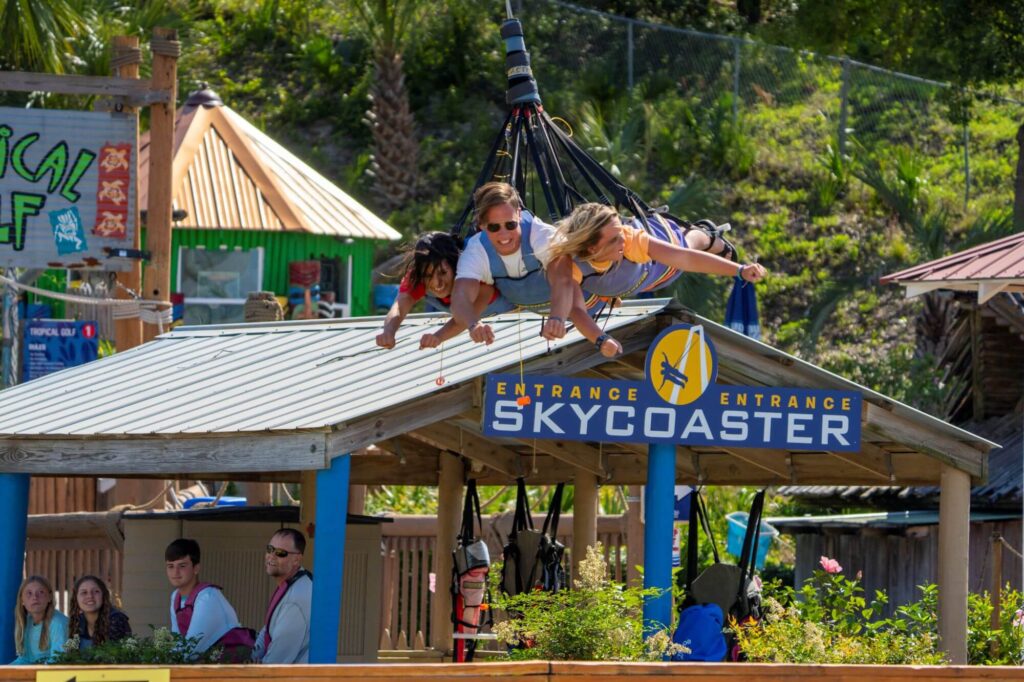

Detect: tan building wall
[121, 516, 380, 662]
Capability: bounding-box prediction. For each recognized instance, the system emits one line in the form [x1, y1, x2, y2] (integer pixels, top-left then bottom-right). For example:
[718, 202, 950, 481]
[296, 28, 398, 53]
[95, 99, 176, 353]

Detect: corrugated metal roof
[881, 232, 1024, 302]
[766, 510, 1019, 531]
[0, 300, 668, 436]
[780, 415, 1022, 508]
[139, 94, 400, 241]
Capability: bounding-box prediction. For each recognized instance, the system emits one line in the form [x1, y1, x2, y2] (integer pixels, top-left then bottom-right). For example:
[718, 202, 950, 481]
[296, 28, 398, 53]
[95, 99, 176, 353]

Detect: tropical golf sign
[0, 107, 136, 270]
[483, 324, 862, 450]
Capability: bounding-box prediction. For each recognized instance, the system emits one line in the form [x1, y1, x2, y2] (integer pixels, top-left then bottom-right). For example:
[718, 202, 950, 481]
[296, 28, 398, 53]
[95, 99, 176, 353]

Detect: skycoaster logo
[483, 324, 862, 451]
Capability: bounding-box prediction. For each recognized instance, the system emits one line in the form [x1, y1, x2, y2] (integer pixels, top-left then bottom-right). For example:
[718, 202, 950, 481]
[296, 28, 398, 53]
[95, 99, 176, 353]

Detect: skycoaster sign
[483, 324, 862, 451]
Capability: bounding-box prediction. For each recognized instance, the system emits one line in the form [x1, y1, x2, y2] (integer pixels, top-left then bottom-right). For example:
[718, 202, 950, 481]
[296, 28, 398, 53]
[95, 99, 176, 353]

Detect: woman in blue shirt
[11, 575, 68, 664]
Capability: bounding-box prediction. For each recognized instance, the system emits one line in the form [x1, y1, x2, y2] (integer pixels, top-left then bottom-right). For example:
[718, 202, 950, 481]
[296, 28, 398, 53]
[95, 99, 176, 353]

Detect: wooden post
[626, 485, 644, 588]
[348, 484, 367, 515]
[142, 27, 178, 342]
[431, 451, 462, 655]
[112, 36, 143, 351]
[938, 464, 971, 664]
[991, 533, 1003, 636]
[572, 469, 598, 574]
[300, 470, 317, 568]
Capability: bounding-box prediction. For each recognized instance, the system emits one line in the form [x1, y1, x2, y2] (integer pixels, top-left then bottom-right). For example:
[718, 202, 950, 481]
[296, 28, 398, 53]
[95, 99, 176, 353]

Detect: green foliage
[52, 627, 226, 665]
[735, 567, 946, 664]
[491, 544, 682, 661]
[738, 567, 1024, 665]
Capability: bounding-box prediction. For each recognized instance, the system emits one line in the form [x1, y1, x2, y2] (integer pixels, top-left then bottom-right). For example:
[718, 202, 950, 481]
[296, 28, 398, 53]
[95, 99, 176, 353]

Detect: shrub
[51, 627, 227, 665]
[732, 558, 946, 664]
[491, 544, 684, 661]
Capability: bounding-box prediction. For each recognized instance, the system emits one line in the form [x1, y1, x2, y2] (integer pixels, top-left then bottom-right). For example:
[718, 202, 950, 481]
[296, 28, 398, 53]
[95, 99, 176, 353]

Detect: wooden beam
[112, 35, 143, 353]
[573, 469, 599, 572]
[0, 433, 329, 475]
[938, 464, 971, 664]
[863, 403, 986, 477]
[349, 452, 439, 485]
[460, 407, 606, 477]
[410, 421, 522, 478]
[328, 383, 476, 454]
[719, 446, 792, 480]
[0, 71, 170, 104]
[141, 27, 179, 342]
[432, 452, 463, 653]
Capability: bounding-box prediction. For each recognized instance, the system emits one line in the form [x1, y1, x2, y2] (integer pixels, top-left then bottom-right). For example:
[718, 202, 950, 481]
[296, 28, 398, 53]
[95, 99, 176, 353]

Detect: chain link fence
[516, 0, 1024, 210]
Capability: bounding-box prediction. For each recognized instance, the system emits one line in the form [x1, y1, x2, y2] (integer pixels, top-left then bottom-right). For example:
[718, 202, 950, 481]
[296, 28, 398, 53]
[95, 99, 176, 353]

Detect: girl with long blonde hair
[543, 204, 766, 354]
[11, 575, 68, 664]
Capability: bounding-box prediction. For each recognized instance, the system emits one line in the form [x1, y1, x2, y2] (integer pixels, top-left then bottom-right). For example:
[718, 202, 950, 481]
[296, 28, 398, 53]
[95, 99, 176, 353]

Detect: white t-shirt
[456, 213, 557, 285]
[169, 586, 242, 654]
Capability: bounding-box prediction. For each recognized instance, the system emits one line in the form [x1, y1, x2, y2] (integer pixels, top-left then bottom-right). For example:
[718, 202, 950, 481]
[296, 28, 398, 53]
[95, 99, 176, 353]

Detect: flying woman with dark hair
[68, 575, 131, 650]
[542, 203, 766, 353]
[376, 231, 512, 349]
[11, 575, 67, 664]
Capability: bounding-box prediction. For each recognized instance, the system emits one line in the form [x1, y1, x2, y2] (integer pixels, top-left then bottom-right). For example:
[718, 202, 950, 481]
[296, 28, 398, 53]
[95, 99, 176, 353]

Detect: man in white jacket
[166, 538, 245, 656]
[252, 528, 312, 664]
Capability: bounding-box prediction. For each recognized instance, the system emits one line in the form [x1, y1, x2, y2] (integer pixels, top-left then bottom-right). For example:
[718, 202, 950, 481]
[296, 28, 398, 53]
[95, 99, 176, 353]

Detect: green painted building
[136, 88, 399, 322]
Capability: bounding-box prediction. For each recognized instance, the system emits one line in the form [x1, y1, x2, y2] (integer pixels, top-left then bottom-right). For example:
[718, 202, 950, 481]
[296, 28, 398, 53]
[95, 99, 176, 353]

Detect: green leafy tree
[0, 0, 83, 74]
[352, 0, 423, 213]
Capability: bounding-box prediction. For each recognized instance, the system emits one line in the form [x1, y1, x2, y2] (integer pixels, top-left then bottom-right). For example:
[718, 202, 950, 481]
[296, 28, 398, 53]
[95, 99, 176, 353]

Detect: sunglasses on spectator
[484, 220, 518, 233]
[265, 545, 300, 558]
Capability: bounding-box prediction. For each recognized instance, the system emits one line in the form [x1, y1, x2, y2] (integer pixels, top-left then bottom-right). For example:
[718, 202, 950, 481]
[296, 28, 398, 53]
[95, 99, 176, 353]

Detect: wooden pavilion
[0, 299, 995, 664]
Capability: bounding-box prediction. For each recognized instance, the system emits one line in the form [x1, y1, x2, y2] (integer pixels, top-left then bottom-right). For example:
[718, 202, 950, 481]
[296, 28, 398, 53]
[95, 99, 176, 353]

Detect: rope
[999, 536, 1024, 560]
[111, 48, 142, 69]
[149, 38, 181, 58]
[0, 273, 172, 325]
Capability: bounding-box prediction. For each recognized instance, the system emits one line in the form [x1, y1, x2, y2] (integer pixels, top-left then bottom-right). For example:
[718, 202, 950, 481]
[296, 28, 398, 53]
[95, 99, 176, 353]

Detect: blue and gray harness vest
[479, 210, 551, 308]
[576, 214, 686, 299]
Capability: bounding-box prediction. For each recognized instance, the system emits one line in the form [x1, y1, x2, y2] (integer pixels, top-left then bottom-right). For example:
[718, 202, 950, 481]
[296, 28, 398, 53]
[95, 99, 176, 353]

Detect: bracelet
[548, 316, 564, 323]
[595, 333, 611, 351]
[468, 321, 479, 331]
[737, 264, 746, 279]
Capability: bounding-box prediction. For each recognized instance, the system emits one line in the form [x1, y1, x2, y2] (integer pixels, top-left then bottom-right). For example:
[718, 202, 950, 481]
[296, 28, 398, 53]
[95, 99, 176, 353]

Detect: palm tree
[0, 0, 83, 74]
[353, 0, 421, 213]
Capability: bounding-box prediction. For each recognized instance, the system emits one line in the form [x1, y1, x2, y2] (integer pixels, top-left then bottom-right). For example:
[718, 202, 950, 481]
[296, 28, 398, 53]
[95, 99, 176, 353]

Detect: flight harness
[451, 480, 492, 663]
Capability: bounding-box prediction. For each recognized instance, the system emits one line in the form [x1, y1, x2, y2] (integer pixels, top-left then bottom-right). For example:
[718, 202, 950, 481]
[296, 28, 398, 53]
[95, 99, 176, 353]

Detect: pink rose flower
[819, 556, 842, 574]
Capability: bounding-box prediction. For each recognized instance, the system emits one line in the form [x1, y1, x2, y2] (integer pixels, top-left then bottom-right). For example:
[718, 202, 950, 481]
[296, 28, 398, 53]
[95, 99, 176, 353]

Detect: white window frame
[176, 245, 265, 320]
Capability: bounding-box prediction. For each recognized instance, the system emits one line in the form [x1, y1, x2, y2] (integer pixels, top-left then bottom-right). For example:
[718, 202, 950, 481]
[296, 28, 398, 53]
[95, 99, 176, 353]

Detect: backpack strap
[541, 483, 564, 538]
[735, 490, 766, 601]
[459, 480, 484, 544]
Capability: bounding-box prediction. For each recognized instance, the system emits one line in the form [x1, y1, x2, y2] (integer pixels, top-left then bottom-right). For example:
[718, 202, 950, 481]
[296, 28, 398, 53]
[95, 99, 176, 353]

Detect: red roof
[881, 232, 1024, 301]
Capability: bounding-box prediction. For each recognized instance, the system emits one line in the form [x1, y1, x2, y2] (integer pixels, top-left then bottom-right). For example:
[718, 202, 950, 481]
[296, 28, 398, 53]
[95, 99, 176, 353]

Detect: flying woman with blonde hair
[542, 203, 766, 354]
[11, 575, 68, 664]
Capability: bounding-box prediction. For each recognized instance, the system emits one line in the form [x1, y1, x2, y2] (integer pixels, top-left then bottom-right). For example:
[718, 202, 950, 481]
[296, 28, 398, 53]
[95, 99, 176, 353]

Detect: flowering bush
[51, 627, 227, 665]
[491, 544, 686, 661]
[732, 558, 946, 664]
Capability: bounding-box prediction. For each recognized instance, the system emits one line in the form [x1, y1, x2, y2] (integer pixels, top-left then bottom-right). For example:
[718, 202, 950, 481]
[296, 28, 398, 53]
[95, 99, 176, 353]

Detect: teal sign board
[0, 108, 136, 270]
[483, 324, 862, 451]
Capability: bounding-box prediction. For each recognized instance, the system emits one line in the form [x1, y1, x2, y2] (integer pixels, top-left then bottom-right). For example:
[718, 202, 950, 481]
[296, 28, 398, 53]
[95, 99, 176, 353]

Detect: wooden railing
[3, 662, 1024, 681]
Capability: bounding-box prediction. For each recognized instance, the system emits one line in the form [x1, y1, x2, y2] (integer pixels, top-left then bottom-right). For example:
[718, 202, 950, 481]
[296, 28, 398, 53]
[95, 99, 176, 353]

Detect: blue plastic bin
[374, 284, 399, 312]
[725, 511, 778, 569]
[182, 496, 248, 509]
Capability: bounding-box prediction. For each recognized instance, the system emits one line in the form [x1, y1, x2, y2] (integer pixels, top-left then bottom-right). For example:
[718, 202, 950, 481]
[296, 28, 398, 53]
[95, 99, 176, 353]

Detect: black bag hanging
[501, 479, 566, 596]
[686, 488, 765, 621]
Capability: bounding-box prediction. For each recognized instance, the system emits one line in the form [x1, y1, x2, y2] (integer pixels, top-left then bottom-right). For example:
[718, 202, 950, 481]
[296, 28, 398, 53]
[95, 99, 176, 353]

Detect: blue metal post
[643, 443, 675, 634]
[308, 455, 350, 664]
[0, 473, 30, 663]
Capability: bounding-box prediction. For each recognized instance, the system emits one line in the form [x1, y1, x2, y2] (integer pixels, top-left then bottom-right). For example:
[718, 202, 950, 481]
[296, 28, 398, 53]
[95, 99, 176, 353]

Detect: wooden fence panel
[379, 515, 629, 651]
